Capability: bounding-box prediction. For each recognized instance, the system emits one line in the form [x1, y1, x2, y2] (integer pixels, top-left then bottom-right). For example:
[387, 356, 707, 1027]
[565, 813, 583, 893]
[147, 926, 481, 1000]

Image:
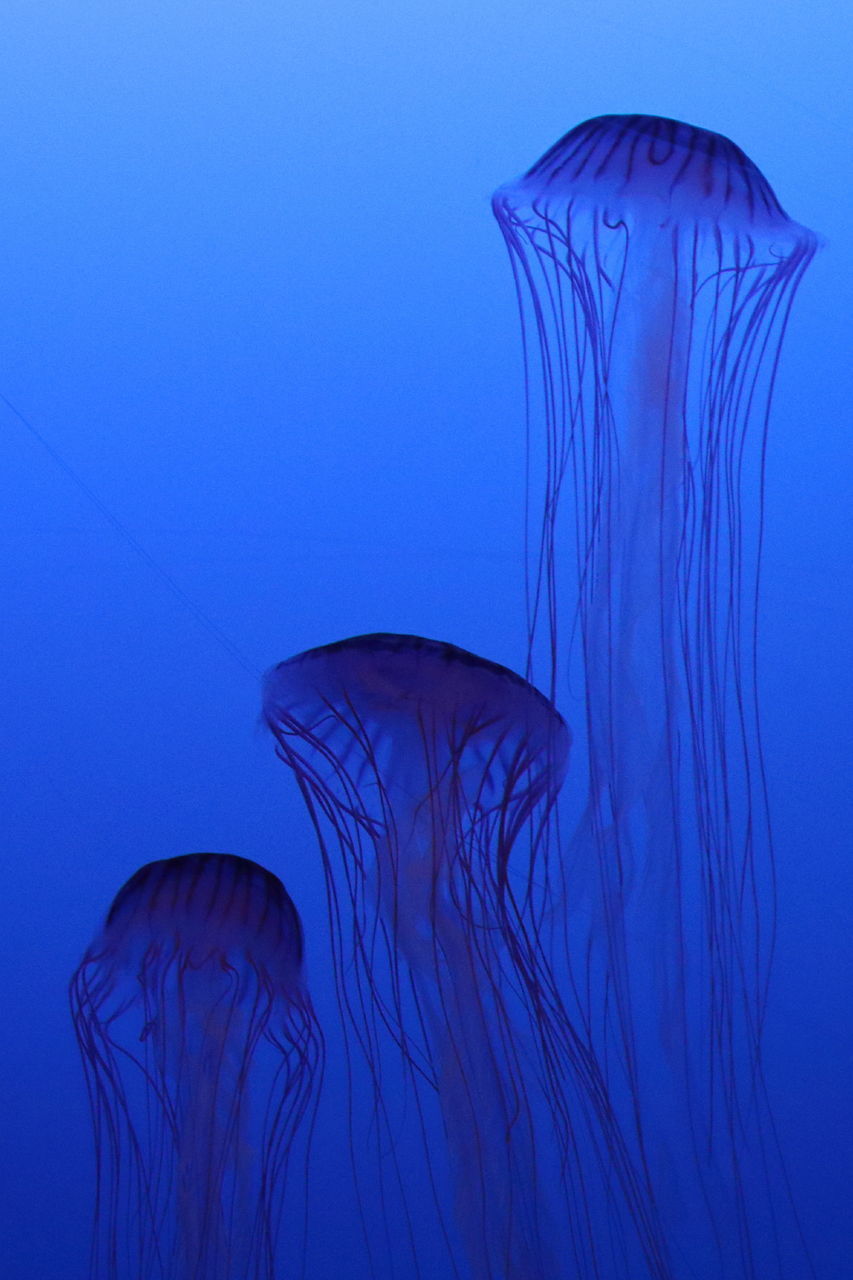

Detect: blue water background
[0, 2, 850, 1276]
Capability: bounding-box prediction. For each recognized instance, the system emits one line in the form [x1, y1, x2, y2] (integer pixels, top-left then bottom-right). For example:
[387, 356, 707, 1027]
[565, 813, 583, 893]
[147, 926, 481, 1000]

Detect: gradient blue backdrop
[1, 2, 849, 1277]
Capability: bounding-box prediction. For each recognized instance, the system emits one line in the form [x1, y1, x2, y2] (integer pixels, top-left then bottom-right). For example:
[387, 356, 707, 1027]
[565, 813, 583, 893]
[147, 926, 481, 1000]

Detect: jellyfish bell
[264, 633, 575, 1005]
[501, 113, 810, 231]
[265, 633, 569, 905]
[102, 850, 305, 977]
[493, 115, 818, 1278]
[70, 851, 322, 1280]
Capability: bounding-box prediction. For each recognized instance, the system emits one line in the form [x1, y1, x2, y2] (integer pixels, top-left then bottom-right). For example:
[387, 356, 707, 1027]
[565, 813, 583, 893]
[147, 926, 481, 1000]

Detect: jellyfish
[492, 115, 818, 1276]
[263, 632, 671, 1280]
[70, 852, 322, 1280]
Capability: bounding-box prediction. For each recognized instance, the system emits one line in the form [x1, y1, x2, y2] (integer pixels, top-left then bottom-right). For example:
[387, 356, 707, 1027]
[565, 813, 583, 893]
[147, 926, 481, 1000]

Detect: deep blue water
[1, 3, 850, 1278]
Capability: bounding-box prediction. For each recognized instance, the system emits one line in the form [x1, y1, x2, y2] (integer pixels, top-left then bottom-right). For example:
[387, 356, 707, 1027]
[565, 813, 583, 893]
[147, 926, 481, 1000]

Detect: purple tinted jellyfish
[70, 852, 322, 1280]
[263, 635, 569, 1279]
[493, 115, 818, 1275]
[263, 634, 669, 1280]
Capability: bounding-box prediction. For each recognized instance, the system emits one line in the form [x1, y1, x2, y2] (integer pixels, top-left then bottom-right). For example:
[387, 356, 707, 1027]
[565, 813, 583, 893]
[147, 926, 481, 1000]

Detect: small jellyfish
[493, 115, 818, 1276]
[263, 632, 668, 1280]
[70, 852, 322, 1280]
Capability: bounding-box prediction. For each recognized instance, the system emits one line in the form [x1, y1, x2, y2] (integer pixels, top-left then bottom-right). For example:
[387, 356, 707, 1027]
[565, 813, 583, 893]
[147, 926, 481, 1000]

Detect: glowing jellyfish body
[264, 634, 574, 1279]
[493, 115, 818, 1275]
[70, 852, 322, 1280]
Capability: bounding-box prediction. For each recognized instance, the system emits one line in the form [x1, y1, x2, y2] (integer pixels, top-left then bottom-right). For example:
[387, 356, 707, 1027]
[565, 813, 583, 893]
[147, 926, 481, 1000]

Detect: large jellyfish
[263, 632, 669, 1280]
[493, 114, 818, 1275]
[70, 852, 322, 1280]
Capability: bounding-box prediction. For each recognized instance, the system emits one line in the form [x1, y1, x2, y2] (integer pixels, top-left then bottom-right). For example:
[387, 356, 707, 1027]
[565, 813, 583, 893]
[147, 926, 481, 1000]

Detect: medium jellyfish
[493, 115, 818, 1276]
[263, 633, 670, 1280]
[70, 852, 322, 1280]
